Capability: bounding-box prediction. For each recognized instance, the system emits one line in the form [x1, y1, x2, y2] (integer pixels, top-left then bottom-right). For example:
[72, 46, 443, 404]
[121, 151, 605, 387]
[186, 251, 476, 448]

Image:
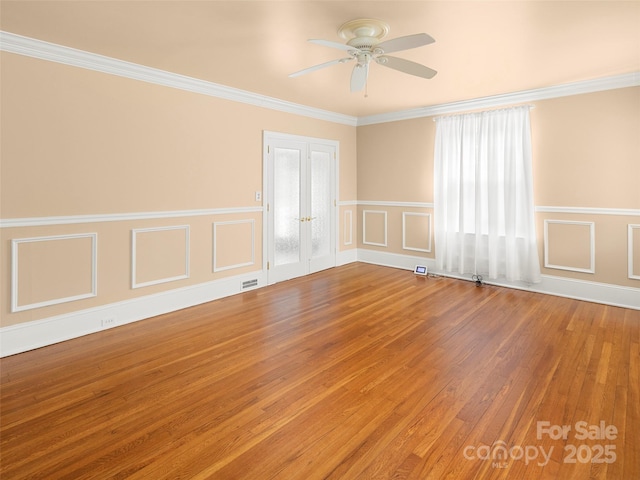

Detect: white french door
[264, 132, 337, 284]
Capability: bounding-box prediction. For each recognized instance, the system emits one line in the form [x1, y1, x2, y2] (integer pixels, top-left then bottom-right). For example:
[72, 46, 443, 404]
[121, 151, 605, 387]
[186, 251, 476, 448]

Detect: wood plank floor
[1, 263, 638, 479]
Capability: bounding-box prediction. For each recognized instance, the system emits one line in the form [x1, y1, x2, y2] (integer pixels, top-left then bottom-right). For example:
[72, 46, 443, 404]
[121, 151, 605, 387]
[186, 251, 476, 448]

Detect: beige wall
[357, 87, 640, 289]
[1, 53, 357, 217]
[357, 117, 435, 203]
[532, 88, 640, 208]
[2, 49, 638, 331]
[0, 52, 357, 327]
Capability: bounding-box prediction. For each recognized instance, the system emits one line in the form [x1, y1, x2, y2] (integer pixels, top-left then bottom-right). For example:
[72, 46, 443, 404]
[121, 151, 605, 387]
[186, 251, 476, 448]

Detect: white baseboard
[0, 271, 266, 357]
[356, 249, 640, 310]
[357, 249, 436, 272]
[337, 248, 358, 266]
[2, 252, 359, 357]
[4, 250, 637, 357]
[2, 250, 359, 357]
[531, 274, 640, 310]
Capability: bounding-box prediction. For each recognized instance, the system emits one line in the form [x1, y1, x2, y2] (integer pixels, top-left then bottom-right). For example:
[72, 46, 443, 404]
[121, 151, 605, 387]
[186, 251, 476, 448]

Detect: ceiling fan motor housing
[339, 18, 390, 51]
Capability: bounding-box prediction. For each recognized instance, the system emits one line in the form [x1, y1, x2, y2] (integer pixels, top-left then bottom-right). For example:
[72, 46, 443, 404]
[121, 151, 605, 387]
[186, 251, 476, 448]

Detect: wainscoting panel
[362, 210, 387, 247]
[629, 224, 640, 280]
[402, 212, 432, 253]
[131, 226, 190, 289]
[11, 233, 97, 312]
[544, 220, 595, 273]
[343, 210, 353, 246]
[213, 219, 255, 272]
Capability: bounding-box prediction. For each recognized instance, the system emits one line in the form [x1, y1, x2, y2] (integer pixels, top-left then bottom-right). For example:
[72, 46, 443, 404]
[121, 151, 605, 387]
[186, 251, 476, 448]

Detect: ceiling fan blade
[309, 39, 360, 53]
[289, 57, 353, 78]
[376, 55, 437, 79]
[375, 33, 435, 54]
[350, 62, 369, 92]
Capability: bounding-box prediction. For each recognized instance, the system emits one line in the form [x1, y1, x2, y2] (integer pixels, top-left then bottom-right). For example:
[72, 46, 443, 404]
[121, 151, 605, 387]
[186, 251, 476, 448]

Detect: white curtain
[434, 106, 541, 284]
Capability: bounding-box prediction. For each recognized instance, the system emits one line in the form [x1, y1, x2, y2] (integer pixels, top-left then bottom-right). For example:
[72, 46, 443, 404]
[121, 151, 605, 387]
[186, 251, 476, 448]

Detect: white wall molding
[3, 32, 636, 129]
[4, 205, 636, 229]
[544, 220, 596, 274]
[356, 249, 640, 311]
[212, 219, 256, 272]
[362, 210, 388, 247]
[358, 201, 434, 208]
[402, 212, 432, 253]
[629, 224, 640, 280]
[352, 203, 640, 216]
[131, 225, 190, 289]
[536, 206, 640, 216]
[0, 206, 263, 228]
[343, 210, 353, 246]
[0, 31, 357, 127]
[1, 269, 266, 357]
[357, 72, 640, 126]
[11, 233, 98, 312]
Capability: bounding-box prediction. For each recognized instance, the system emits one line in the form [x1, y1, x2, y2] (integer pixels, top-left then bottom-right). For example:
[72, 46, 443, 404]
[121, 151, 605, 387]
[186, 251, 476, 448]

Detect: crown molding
[1, 31, 638, 128]
[357, 72, 640, 126]
[0, 31, 358, 127]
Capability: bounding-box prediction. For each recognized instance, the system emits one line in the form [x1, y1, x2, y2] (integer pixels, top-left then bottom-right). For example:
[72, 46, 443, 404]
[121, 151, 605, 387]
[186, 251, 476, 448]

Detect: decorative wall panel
[629, 224, 640, 280]
[11, 233, 97, 312]
[402, 212, 431, 253]
[362, 210, 387, 247]
[344, 210, 353, 246]
[544, 220, 595, 273]
[132, 226, 190, 288]
[213, 220, 255, 272]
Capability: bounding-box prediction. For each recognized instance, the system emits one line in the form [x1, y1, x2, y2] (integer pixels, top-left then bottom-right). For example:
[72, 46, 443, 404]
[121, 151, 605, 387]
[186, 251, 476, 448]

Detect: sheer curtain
[434, 105, 541, 284]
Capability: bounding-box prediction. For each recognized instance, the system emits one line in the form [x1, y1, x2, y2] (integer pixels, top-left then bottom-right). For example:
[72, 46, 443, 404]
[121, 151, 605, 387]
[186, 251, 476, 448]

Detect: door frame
[262, 131, 339, 284]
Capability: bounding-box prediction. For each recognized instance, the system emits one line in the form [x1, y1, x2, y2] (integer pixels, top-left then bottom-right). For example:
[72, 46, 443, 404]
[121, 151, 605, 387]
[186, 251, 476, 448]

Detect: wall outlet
[255, 191, 262, 202]
[101, 317, 116, 328]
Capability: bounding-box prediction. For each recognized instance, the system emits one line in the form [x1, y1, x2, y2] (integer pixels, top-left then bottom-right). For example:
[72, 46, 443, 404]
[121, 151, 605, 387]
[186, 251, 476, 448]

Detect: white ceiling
[1, 1, 639, 118]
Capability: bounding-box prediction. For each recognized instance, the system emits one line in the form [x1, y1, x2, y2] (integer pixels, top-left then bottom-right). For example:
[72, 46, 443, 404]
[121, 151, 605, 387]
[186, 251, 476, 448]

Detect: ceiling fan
[289, 18, 437, 93]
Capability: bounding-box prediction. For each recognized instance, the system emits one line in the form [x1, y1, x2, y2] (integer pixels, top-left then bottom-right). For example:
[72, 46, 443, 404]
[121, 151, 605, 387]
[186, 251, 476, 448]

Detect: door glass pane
[274, 148, 301, 266]
[311, 150, 331, 258]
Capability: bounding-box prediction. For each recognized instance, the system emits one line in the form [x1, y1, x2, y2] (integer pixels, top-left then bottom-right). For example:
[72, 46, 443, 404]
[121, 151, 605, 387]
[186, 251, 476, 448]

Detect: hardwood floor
[1, 263, 638, 479]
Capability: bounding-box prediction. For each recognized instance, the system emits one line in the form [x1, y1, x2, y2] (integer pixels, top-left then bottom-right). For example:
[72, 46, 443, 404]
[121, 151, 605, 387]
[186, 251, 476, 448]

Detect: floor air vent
[242, 279, 258, 290]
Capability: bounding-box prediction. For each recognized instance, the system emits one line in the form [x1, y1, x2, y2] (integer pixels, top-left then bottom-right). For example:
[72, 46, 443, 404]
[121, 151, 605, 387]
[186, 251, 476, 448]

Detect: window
[433, 106, 541, 283]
